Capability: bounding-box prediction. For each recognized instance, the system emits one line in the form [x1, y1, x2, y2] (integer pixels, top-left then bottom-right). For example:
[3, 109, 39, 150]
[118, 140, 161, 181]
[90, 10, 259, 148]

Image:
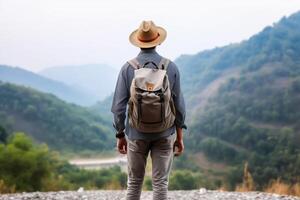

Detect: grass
[233, 162, 300, 197]
[264, 179, 300, 197]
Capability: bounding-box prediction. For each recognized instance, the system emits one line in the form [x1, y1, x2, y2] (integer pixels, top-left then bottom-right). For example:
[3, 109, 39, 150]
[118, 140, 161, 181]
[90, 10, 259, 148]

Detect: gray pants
[126, 134, 176, 200]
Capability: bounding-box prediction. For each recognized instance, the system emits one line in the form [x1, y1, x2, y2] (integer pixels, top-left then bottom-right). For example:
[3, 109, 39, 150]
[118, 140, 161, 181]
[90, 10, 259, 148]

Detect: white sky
[0, 0, 299, 72]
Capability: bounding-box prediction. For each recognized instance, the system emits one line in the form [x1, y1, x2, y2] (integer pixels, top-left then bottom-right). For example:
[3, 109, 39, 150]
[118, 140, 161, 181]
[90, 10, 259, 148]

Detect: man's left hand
[117, 137, 127, 154]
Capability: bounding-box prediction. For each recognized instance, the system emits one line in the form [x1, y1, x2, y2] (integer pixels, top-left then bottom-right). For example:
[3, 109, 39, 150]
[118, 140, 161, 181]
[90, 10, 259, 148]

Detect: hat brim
[129, 26, 167, 48]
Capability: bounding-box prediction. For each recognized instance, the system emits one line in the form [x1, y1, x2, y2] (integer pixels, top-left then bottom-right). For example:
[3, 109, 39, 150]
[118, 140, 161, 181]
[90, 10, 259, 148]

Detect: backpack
[127, 57, 176, 133]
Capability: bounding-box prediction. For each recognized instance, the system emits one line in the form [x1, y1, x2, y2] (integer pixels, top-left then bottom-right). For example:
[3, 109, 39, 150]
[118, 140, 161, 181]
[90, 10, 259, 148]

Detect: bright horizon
[0, 0, 299, 72]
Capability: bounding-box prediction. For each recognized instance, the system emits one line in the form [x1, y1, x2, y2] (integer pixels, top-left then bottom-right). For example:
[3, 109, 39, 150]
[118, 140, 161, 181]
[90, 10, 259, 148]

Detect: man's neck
[139, 47, 157, 54]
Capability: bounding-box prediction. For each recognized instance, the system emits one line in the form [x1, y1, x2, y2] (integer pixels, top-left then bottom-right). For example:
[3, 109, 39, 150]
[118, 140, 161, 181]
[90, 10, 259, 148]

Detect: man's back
[112, 47, 186, 141]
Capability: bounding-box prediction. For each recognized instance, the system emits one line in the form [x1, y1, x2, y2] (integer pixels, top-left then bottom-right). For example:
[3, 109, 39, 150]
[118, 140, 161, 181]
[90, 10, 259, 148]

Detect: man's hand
[174, 127, 184, 156]
[117, 137, 127, 154]
[174, 139, 184, 156]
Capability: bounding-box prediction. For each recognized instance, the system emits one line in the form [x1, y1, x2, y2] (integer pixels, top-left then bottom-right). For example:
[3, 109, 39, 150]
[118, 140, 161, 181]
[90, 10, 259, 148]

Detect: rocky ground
[0, 189, 299, 200]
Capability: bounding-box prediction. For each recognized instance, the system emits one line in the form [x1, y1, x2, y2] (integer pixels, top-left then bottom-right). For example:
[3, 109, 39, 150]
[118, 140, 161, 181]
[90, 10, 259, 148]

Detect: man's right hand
[117, 137, 127, 154]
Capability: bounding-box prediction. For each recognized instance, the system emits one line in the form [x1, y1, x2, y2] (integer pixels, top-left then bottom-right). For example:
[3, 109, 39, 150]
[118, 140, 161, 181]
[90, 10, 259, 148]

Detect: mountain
[0, 81, 114, 152]
[0, 65, 96, 106]
[39, 64, 118, 101]
[175, 11, 300, 189]
[89, 93, 114, 121]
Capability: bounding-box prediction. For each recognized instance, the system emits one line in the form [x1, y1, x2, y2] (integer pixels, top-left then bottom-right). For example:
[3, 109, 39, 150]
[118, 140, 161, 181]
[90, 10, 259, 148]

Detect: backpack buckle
[159, 93, 164, 102]
[137, 95, 143, 102]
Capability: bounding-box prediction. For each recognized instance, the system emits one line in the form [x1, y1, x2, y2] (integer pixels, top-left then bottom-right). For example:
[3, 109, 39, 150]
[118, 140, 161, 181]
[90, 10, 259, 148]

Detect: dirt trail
[1, 190, 299, 200]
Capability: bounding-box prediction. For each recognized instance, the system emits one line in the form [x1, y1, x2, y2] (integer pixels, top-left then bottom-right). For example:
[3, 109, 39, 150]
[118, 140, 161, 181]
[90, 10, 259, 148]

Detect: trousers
[126, 134, 176, 200]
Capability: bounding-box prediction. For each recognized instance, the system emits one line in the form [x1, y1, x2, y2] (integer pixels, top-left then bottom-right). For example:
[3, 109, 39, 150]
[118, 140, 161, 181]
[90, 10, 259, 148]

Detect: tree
[0, 126, 7, 143]
[169, 170, 200, 190]
[0, 133, 53, 192]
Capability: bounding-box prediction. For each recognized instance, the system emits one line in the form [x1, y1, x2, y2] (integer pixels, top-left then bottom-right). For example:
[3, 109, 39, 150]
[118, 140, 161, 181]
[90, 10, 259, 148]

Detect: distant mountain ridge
[39, 63, 118, 101]
[0, 65, 96, 105]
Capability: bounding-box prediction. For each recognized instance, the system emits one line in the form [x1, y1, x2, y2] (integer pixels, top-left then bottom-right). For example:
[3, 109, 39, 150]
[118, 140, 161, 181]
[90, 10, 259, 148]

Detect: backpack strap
[158, 57, 170, 70]
[127, 58, 141, 69]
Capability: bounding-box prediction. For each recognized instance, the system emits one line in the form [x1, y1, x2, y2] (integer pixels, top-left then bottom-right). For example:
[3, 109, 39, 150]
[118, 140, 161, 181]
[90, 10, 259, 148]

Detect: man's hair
[140, 47, 156, 50]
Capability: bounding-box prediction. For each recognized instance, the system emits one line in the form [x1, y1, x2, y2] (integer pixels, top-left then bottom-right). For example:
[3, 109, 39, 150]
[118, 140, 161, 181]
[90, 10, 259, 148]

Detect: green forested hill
[0, 81, 114, 152]
[177, 11, 300, 106]
[176, 11, 300, 189]
[89, 94, 114, 121]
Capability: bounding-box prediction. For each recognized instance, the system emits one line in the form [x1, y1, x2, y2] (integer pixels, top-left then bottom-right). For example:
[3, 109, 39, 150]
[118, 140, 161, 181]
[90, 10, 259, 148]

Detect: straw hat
[129, 21, 167, 48]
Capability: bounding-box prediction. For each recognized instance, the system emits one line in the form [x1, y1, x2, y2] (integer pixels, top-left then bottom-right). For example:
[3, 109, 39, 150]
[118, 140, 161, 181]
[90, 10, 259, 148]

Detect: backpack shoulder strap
[127, 58, 141, 69]
[158, 57, 170, 70]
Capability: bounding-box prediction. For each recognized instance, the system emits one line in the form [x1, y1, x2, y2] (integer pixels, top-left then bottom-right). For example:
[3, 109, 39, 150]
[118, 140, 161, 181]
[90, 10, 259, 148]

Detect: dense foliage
[53, 163, 127, 190]
[0, 82, 114, 152]
[0, 131, 126, 193]
[176, 11, 300, 100]
[179, 11, 300, 189]
[190, 72, 300, 189]
[0, 132, 54, 192]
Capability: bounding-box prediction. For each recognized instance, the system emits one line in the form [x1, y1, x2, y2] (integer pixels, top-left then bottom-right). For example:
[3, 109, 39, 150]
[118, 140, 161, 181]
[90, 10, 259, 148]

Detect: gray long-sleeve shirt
[111, 48, 186, 141]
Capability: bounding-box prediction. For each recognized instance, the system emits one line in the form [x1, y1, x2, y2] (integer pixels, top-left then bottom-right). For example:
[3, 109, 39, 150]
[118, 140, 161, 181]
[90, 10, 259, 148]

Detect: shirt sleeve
[111, 64, 130, 132]
[172, 63, 187, 129]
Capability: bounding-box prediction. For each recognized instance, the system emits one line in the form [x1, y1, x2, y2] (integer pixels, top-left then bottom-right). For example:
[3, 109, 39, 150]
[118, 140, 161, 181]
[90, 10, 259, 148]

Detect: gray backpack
[127, 57, 176, 133]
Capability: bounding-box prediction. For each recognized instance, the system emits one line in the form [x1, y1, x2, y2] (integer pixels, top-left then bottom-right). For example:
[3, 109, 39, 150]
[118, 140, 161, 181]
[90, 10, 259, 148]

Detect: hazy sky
[0, 0, 299, 72]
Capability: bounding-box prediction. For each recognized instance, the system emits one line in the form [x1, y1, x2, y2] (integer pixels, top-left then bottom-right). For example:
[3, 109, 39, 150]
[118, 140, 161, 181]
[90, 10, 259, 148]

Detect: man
[111, 20, 186, 200]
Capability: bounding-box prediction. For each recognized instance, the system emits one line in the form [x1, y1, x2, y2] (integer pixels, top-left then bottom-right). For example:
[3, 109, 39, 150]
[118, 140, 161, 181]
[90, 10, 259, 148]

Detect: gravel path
[0, 190, 299, 200]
